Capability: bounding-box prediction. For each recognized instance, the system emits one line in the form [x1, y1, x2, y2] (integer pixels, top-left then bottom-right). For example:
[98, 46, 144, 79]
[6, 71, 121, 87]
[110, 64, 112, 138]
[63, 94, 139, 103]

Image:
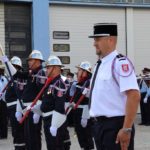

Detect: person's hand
[50, 126, 58, 137]
[81, 118, 88, 128]
[15, 112, 22, 122]
[0, 55, 8, 63]
[33, 113, 40, 124]
[144, 97, 148, 103]
[82, 88, 90, 98]
[116, 129, 131, 150]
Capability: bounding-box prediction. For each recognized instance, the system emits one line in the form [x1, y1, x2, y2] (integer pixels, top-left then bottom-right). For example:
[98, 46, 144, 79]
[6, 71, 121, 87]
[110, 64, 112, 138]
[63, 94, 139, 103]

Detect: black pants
[8, 106, 25, 150]
[0, 100, 8, 139]
[67, 110, 74, 127]
[145, 97, 150, 125]
[92, 116, 135, 150]
[62, 121, 71, 150]
[43, 116, 67, 150]
[140, 93, 147, 124]
[73, 109, 94, 150]
[24, 112, 42, 150]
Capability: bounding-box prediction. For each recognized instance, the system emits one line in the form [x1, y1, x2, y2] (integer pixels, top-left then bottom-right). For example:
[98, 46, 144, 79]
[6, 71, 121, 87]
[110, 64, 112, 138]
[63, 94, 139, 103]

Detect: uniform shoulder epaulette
[116, 54, 126, 61]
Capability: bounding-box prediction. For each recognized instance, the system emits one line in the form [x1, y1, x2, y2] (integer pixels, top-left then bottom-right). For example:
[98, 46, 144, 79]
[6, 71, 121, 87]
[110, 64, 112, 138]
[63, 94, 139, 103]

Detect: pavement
[0, 114, 150, 150]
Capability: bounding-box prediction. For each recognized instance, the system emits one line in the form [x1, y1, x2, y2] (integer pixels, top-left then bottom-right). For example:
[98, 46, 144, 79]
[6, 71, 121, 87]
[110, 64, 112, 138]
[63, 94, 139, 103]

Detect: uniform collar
[101, 50, 118, 64]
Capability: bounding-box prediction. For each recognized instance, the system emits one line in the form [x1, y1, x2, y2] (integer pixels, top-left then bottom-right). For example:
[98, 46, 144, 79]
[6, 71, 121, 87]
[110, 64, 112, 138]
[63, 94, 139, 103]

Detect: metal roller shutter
[5, 3, 31, 69]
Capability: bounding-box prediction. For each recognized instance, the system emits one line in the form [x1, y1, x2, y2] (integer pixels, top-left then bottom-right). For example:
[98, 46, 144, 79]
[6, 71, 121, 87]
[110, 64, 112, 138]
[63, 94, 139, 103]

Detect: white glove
[82, 88, 90, 98]
[31, 104, 42, 116]
[50, 126, 58, 137]
[144, 97, 148, 103]
[33, 113, 40, 124]
[27, 105, 32, 110]
[15, 112, 22, 122]
[22, 105, 31, 115]
[0, 55, 9, 63]
[81, 118, 88, 128]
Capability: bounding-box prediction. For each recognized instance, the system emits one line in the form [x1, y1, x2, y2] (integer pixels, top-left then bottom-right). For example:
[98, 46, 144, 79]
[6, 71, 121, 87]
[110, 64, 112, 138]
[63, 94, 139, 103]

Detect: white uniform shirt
[89, 50, 139, 117]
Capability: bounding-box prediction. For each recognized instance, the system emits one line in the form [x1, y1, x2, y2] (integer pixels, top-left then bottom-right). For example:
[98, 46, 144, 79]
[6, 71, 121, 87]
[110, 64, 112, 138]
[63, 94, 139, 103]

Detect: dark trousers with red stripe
[92, 116, 135, 150]
[8, 106, 25, 150]
[24, 112, 42, 150]
[43, 116, 70, 150]
[73, 109, 94, 150]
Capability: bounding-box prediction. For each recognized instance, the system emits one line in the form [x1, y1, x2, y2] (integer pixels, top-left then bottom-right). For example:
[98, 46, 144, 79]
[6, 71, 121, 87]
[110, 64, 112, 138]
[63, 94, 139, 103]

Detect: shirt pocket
[97, 73, 112, 90]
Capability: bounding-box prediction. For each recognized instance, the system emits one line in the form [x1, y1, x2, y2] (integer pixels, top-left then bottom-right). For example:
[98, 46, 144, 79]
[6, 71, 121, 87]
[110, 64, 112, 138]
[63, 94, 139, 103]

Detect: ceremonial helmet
[28, 50, 44, 62]
[46, 55, 64, 67]
[76, 61, 92, 73]
[11, 56, 22, 68]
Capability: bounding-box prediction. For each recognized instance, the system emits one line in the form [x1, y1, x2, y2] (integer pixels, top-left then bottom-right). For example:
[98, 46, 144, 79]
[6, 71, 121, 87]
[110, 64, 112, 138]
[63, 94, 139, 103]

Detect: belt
[23, 100, 42, 107]
[23, 102, 32, 107]
[7, 101, 17, 107]
[77, 105, 85, 109]
[91, 116, 124, 122]
[42, 111, 53, 117]
[76, 104, 88, 109]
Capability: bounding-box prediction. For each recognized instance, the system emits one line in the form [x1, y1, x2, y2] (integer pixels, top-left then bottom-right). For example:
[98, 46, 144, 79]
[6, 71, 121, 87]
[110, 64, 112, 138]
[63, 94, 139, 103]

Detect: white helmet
[28, 50, 44, 61]
[46, 55, 64, 67]
[11, 56, 22, 68]
[76, 61, 92, 73]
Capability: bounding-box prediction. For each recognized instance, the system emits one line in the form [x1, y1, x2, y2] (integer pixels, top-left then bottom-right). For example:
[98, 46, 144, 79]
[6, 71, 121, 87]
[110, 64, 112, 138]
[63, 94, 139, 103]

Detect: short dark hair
[67, 72, 74, 78]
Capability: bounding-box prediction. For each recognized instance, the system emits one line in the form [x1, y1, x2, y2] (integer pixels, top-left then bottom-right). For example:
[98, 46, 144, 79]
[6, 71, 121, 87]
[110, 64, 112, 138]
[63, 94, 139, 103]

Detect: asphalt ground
[0, 114, 150, 150]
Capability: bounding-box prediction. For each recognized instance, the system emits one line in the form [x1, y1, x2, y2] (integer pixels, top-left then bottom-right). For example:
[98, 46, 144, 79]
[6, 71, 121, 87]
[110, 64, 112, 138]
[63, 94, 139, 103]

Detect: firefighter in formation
[0, 48, 95, 150]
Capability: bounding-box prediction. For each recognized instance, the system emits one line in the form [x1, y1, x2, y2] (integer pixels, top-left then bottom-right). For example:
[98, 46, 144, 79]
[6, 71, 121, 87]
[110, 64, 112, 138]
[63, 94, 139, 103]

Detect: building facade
[0, 0, 150, 73]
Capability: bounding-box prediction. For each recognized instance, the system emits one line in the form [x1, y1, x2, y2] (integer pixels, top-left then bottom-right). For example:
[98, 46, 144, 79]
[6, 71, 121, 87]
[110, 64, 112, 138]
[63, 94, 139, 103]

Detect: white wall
[133, 8, 150, 74]
[49, 5, 126, 73]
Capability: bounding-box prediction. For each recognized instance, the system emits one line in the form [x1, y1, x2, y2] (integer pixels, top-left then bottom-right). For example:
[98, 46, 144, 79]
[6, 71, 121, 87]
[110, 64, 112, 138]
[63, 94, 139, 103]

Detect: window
[58, 56, 70, 64]
[9, 32, 26, 39]
[53, 44, 70, 52]
[10, 44, 26, 52]
[53, 31, 69, 39]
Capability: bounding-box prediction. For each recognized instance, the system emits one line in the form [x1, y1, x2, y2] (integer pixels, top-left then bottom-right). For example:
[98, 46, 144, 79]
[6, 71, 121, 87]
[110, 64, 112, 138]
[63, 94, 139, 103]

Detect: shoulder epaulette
[116, 54, 126, 61]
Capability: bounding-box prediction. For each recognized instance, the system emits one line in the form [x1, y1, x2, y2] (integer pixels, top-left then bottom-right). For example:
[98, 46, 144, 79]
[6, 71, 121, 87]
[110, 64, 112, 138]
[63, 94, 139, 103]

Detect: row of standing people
[0, 50, 95, 150]
[138, 68, 150, 126]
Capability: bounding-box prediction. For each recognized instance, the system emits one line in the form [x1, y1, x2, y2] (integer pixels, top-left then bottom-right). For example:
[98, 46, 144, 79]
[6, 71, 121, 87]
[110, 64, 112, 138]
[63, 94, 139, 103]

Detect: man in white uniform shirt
[89, 23, 140, 150]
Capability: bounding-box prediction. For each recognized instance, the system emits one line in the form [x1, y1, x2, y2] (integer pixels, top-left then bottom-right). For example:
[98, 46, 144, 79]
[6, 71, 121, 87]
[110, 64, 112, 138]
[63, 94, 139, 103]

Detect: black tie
[89, 60, 101, 108]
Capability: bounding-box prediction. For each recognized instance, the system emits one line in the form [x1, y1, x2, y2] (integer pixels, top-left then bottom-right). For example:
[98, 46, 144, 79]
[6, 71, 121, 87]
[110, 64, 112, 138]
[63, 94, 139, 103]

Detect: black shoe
[145, 123, 150, 126]
[138, 123, 145, 125]
[0, 137, 7, 139]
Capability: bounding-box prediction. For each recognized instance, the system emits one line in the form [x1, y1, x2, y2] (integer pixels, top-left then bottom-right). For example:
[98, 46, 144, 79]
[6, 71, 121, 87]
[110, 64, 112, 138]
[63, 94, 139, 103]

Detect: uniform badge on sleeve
[122, 64, 129, 72]
[57, 91, 63, 97]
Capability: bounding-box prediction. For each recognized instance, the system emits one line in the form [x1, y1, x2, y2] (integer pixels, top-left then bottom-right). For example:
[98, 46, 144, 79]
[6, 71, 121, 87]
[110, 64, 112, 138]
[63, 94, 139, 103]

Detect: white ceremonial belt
[42, 111, 53, 117]
[23, 102, 32, 107]
[14, 143, 26, 146]
[23, 100, 41, 107]
[77, 105, 86, 109]
[7, 101, 17, 107]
